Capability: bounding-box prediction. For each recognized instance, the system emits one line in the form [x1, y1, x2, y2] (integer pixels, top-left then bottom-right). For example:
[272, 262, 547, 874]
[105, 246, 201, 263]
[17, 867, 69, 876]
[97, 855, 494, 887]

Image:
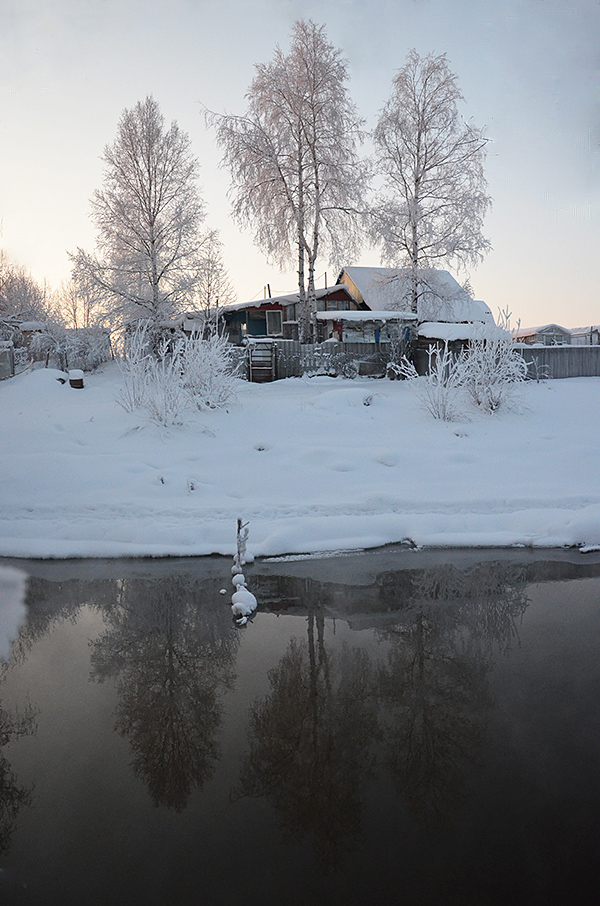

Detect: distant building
[515, 324, 571, 346]
[570, 326, 600, 346]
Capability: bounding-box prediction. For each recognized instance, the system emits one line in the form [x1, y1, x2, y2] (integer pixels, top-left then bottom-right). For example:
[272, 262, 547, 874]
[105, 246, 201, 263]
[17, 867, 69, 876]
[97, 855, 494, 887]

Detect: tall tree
[71, 96, 213, 330]
[208, 20, 368, 340]
[372, 50, 491, 312]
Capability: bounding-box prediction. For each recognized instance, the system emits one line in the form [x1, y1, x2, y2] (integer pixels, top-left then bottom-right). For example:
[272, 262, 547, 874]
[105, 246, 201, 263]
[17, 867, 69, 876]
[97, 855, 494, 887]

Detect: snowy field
[1, 362, 600, 560]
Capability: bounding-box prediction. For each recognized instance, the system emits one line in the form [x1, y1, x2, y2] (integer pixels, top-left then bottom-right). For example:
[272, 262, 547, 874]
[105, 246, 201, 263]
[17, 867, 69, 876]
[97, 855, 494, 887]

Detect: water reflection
[237, 609, 378, 873]
[90, 575, 239, 811]
[1, 549, 599, 903]
[0, 663, 37, 854]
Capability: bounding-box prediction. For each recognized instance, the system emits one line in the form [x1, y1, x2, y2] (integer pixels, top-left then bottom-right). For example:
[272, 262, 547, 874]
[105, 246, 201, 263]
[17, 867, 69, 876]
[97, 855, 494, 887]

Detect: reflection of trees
[0, 664, 37, 853]
[377, 561, 530, 822]
[11, 576, 114, 664]
[90, 576, 238, 812]
[237, 610, 378, 874]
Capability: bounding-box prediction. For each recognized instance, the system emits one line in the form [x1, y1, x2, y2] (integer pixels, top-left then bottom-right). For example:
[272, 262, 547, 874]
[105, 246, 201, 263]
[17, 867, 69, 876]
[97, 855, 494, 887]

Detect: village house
[570, 326, 600, 346]
[336, 266, 494, 371]
[515, 324, 572, 346]
[216, 284, 363, 344]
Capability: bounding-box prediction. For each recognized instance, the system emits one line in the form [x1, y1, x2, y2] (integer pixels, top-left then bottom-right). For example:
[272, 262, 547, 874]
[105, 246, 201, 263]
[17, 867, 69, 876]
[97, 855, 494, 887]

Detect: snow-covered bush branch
[117, 322, 238, 426]
[394, 343, 464, 421]
[395, 310, 528, 421]
[456, 310, 527, 413]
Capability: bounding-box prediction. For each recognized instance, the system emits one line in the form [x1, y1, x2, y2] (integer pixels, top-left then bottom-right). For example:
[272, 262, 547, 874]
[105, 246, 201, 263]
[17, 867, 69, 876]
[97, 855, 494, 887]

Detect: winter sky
[1, 0, 598, 329]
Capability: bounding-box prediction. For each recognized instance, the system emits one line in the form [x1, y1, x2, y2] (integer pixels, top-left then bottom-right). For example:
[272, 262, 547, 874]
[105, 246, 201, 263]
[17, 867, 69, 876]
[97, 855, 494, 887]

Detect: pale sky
[1, 0, 598, 328]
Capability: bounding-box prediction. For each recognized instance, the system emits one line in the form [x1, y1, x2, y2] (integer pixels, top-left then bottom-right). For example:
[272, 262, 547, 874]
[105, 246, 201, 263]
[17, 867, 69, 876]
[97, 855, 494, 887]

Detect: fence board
[517, 345, 600, 379]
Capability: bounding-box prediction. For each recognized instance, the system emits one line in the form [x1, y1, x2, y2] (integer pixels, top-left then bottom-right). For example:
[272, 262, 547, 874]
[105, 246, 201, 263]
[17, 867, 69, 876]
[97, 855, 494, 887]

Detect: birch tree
[207, 20, 368, 340]
[70, 96, 213, 332]
[372, 51, 491, 312]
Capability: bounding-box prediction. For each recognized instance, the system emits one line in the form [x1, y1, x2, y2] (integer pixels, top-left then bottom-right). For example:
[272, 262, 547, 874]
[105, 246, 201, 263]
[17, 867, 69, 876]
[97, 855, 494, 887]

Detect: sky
[0, 0, 599, 329]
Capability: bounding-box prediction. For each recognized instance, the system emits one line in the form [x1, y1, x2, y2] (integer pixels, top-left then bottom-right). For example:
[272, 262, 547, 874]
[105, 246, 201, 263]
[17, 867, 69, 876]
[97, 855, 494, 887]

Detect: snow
[418, 322, 491, 342]
[316, 310, 416, 322]
[1, 362, 600, 559]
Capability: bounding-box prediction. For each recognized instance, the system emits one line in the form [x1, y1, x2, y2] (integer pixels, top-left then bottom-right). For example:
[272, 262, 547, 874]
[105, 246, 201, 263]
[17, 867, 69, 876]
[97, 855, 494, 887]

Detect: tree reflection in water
[0, 663, 37, 853]
[90, 576, 238, 812]
[239, 559, 531, 869]
[237, 604, 378, 875]
[377, 561, 530, 822]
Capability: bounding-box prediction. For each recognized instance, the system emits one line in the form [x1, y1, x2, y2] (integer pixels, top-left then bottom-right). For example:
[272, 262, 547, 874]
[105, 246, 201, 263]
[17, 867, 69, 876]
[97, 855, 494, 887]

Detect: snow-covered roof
[570, 326, 600, 335]
[19, 321, 46, 331]
[515, 324, 570, 338]
[418, 322, 495, 342]
[221, 285, 356, 314]
[316, 310, 417, 322]
[338, 267, 493, 324]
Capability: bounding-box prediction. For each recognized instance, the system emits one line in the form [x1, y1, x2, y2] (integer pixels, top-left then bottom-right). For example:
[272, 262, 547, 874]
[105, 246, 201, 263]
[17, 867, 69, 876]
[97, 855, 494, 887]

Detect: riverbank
[2, 363, 600, 559]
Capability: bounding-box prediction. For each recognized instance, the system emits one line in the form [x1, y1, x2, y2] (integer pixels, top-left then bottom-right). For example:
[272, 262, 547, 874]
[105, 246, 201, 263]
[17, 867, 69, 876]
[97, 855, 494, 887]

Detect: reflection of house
[316, 310, 417, 343]
[570, 326, 600, 346]
[515, 324, 571, 346]
[220, 285, 363, 344]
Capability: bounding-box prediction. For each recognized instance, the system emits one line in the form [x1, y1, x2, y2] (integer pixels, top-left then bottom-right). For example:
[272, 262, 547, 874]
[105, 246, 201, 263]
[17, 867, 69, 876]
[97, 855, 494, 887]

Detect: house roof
[220, 285, 357, 314]
[418, 321, 495, 342]
[515, 324, 570, 338]
[338, 267, 493, 324]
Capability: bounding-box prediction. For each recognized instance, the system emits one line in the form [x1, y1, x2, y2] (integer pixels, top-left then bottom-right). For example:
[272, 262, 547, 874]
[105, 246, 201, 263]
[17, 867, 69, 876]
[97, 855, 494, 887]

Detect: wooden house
[570, 326, 600, 346]
[219, 285, 363, 344]
[336, 266, 493, 325]
[515, 324, 571, 346]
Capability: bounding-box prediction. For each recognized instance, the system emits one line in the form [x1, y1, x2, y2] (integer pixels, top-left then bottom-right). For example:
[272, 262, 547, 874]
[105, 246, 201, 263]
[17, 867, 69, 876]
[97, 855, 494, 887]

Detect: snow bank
[1, 362, 600, 559]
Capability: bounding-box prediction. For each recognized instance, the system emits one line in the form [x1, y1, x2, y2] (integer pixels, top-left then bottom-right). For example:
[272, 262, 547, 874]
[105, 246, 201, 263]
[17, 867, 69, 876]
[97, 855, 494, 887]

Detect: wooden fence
[236, 340, 600, 382]
[271, 340, 392, 379]
[516, 345, 600, 380]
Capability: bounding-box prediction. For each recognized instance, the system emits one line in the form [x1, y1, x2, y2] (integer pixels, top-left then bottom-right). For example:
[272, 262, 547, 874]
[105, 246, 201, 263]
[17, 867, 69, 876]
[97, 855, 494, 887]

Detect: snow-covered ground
[1, 362, 600, 559]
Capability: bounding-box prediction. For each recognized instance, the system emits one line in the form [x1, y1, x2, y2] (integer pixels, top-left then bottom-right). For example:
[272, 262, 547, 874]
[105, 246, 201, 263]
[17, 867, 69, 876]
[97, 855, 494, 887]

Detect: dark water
[1, 547, 600, 905]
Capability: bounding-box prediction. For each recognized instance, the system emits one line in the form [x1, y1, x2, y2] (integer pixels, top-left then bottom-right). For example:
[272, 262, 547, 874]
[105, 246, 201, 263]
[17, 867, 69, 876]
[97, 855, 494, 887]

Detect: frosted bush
[142, 349, 190, 427]
[182, 331, 238, 410]
[117, 322, 238, 425]
[456, 310, 528, 413]
[395, 343, 464, 421]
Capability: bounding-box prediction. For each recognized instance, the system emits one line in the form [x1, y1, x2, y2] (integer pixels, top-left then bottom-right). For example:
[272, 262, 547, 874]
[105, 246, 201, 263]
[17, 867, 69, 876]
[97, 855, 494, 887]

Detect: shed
[515, 324, 571, 346]
[570, 326, 600, 346]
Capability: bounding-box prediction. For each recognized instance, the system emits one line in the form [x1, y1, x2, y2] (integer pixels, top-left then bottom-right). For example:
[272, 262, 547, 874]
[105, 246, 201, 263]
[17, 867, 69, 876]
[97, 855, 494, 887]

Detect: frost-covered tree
[71, 96, 213, 332]
[195, 231, 236, 315]
[0, 251, 51, 323]
[208, 20, 368, 340]
[372, 50, 491, 312]
[56, 278, 104, 330]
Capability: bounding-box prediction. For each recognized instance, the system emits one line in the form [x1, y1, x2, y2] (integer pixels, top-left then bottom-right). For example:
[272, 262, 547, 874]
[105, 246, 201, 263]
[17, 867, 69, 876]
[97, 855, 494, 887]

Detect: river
[0, 547, 599, 904]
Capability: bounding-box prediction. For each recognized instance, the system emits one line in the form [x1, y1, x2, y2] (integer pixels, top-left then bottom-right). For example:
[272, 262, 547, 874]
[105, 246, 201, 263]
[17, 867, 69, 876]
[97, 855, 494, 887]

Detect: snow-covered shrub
[456, 310, 528, 413]
[117, 321, 238, 425]
[28, 324, 111, 371]
[118, 321, 153, 412]
[181, 331, 238, 409]
[396, 343, 464, 421]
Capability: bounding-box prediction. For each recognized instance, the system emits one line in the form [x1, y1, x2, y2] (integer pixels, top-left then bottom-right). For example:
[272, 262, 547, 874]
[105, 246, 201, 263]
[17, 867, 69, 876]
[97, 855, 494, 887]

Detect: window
[266, 310, 283, 335]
